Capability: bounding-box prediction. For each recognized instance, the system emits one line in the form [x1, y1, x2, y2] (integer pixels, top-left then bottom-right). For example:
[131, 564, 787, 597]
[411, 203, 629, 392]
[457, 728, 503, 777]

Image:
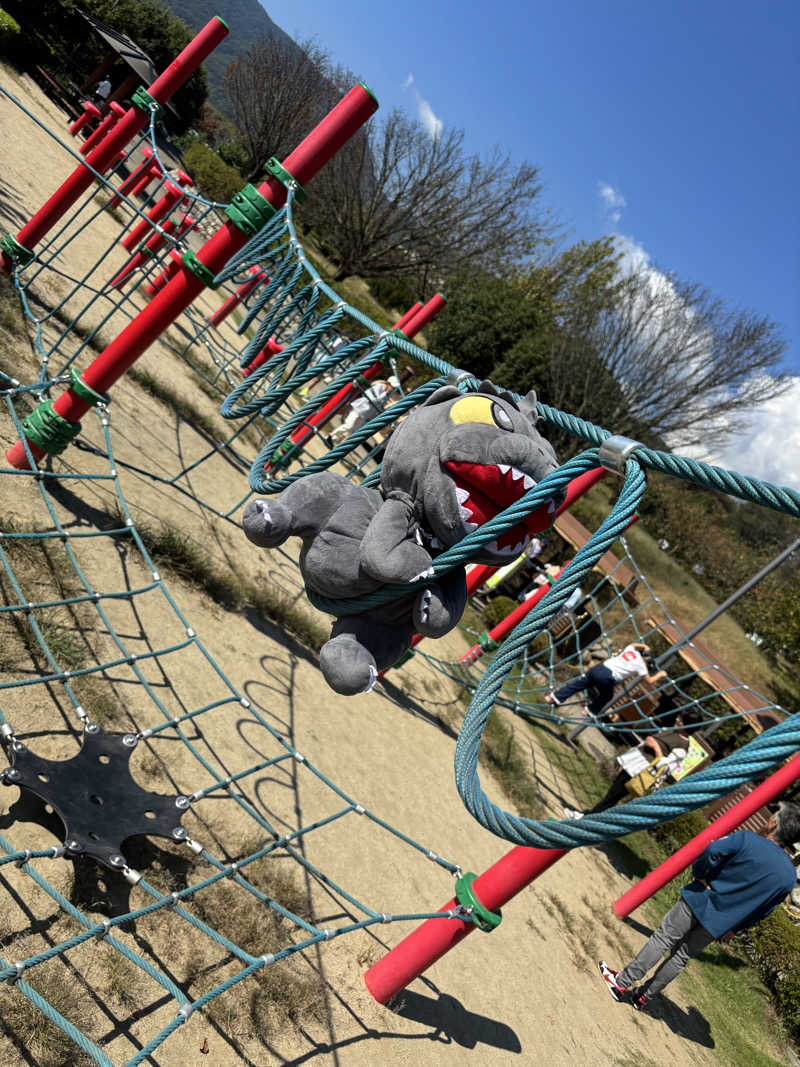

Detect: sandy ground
[0, 63, 787, 1067]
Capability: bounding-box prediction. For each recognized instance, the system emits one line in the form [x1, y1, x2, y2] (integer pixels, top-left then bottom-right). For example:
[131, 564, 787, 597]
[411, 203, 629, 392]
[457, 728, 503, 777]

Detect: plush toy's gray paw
[242, 498, 291, 547]
[320, 634, 379, 695]
[413, 583, 458, 638]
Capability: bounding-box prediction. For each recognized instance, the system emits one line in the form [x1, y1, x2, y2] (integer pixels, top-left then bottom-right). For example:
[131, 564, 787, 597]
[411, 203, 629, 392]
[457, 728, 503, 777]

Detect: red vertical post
[241, 337, 283, 378]
[270, 292, 446, 465]
[613, 752, 800, 918]
[459, 563, 569, 665]
[121, 182, 185, 251]
[68, 101, 100, 137]
[209, 266, 268, 328]
[80, 102, 126, 155]
[143, 251, 182, 295]
[1, 16, 229, 273]
[364, 844, 567, 1004]
[6, 83, 380, 468]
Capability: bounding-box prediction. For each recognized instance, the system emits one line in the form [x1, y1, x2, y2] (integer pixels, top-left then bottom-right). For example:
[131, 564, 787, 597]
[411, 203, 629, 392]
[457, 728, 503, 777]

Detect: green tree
[181, 141, 244, 203]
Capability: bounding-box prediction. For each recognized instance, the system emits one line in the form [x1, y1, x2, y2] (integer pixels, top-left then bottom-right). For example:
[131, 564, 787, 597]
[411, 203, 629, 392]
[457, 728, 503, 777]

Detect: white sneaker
[544, 692, 561, 706]
[563, 807, 584, 820]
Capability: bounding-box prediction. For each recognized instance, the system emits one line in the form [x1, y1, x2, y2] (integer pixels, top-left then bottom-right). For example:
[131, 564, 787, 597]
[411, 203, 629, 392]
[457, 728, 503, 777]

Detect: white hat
[388, 375, 400, 389]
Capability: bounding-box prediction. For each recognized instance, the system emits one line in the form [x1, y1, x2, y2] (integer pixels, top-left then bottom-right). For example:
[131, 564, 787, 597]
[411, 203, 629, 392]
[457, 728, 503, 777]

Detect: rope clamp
[131, 86, 163, 118]
[263, 157, 307, 202]
[14, 849, 31, 868]
[21, 401, 81, 456]
[68, 368, 108, 408]
[181, 249, 219, 289]
[225, 183, 277, 237]
[9, 961, 26, 983]
[0, 234, 34, 267]
[597, 435, 643, 476]
[454, 872, 502, 932]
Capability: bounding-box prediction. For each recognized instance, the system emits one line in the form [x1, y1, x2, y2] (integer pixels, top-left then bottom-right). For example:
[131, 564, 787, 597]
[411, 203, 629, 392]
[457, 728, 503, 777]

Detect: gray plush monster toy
[243, 381, 561, 695]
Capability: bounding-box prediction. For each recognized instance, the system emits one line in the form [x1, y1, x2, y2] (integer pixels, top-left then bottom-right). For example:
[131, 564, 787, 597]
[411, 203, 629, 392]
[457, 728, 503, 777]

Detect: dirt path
[0, 64, 781, 1067]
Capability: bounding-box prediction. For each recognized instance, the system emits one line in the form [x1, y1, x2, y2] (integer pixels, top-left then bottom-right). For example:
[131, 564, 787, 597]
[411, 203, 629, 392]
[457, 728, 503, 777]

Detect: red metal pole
[110, 212, 192, 290]
[80, 102, 126, 155]
[271, 293, 445, 465]
[1, 16, 229, 273]
[6, 83, 379, 469]
[241, 337, 283, 378]
[144, 251, 182, 295]
[209, 266, 268, 328]
[126, 162, 163, 201]
[68, 101, 100, 137]
[121, 182, 185, 251]
[364, 844, 567, 1004]
[613, 751, 800, 918]
[459, 563, 569, 665]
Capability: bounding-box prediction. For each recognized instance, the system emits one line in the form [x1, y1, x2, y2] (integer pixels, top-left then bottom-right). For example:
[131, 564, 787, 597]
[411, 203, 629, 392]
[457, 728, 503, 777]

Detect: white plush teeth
[484, 539, 500, 554]
[430, 536, 442, 548]
[509, 540, 526, 554]
[522, 474, 535, 489]
[455, 487, 470, 503]
[547, 499, 556, 514]
[411, 566, 435, 582]
[498, 464, 510, 474]
[511, 467, 525, 482]
[458, 505, 477, 532]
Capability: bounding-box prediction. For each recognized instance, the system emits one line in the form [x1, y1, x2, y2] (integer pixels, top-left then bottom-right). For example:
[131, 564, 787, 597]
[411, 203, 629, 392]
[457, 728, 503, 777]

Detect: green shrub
[741, 907, 800, 1045]
[647, 808, 709, 856]
[483, 596, 518, 632]
[0, 7, 20, 55]
[182, 142, 244, 205]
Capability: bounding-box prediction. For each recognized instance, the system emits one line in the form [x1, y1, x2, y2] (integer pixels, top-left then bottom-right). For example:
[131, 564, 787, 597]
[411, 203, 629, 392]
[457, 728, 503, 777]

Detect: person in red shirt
[546, 642, 667, 718]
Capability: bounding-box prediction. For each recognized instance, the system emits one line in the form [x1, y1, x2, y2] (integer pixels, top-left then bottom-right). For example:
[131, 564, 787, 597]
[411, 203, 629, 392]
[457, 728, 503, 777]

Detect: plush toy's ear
[518, 389, 540, 425]
[420, 385, 463, 407]
[478, 380, 520, 410]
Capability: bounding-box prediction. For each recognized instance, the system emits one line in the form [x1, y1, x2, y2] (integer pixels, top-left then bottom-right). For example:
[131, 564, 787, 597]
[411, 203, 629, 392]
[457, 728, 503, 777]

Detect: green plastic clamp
[454, 872, 502, 932]
[225, 183, 276, 238]
[478, 630, 499, 652]
[263, 157, 307, 203]
[131, 86, 163, 118]
[68, 369, 107, 408]
[270, 438, 298, 467]
[21, 401, 81, 456]
[0, 235, 34, 267]
[181, 249, 218, 289]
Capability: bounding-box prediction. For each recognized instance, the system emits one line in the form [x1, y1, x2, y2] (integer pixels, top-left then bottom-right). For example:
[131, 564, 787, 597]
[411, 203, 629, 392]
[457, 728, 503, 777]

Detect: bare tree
[221, 34, 332, 181]
[536, 267, 789, 453]
[302, 107, 550, 283]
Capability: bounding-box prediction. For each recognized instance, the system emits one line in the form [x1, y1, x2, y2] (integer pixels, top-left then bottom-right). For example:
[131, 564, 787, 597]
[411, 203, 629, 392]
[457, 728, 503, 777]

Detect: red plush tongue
[445, 460, 553, 549]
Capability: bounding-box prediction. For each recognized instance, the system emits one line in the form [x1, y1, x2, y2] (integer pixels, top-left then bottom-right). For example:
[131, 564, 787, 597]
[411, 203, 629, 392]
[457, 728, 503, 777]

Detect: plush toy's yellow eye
[449, 396, 514, 430]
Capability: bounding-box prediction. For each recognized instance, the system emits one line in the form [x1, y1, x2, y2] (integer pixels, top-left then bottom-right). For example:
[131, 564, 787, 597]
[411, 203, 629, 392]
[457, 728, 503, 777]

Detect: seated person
[545, 642, 667, 720]
[564, 711, 700, 819]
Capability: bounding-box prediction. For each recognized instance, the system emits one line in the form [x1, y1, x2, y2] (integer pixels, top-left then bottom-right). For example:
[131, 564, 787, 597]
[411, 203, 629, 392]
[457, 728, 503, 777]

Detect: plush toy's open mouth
[444, 461, 556, 554]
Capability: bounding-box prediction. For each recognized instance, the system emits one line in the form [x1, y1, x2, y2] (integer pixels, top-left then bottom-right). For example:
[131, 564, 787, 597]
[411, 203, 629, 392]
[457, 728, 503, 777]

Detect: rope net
[0, 70, 798, 1062]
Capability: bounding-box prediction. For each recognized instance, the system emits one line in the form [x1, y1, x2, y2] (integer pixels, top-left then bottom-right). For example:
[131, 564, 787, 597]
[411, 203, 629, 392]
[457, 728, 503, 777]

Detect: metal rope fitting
[597, 435, 643, 476]
[447, 369, 473, 389]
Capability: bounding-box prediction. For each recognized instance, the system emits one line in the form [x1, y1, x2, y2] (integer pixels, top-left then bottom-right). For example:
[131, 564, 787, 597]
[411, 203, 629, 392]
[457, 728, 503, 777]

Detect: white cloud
[598, 182, 627, 226]
[699, 378, 800, 489]
[416, 95, 443, 140]
[608, 241, 797, 490]
[402, 72, 442, 139]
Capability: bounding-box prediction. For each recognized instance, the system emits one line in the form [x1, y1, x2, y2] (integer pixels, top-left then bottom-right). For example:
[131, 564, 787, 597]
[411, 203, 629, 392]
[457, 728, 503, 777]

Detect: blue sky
[261, 0, 799, 486]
